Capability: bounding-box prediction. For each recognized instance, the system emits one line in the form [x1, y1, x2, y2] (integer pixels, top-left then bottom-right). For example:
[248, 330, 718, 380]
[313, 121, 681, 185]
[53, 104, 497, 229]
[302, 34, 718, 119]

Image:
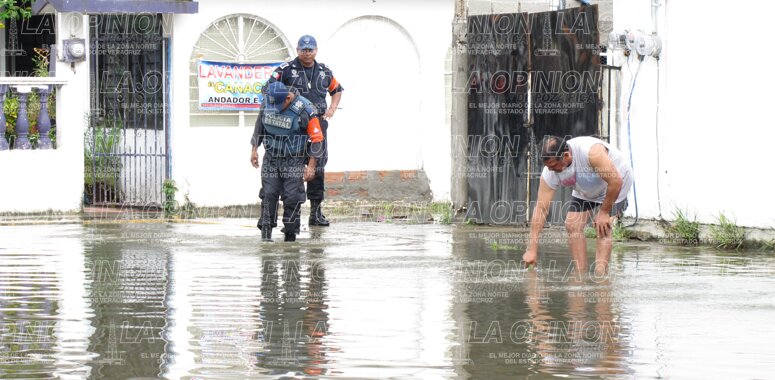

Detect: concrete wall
[324, 170, 432, 202]
[0, 13, 89, 214]
[170, 0, 454, 206]
[612, 0, 775, 228]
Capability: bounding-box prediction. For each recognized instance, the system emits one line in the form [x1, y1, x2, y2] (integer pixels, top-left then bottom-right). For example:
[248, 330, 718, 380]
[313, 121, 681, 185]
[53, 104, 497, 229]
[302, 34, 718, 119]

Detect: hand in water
[523, 248, 537, 268]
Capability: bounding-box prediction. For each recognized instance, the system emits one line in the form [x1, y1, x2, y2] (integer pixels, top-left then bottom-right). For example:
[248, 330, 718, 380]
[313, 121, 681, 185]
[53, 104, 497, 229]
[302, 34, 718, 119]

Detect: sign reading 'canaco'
[197, 60, 282, 111]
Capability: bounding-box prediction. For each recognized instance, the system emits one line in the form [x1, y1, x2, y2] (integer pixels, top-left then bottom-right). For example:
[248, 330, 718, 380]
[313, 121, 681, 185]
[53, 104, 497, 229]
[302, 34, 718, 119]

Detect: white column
[54, 12, 91, 210]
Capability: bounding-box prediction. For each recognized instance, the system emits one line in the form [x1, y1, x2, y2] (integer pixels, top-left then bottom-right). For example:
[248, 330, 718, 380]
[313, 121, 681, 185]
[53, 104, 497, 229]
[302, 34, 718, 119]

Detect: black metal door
[465, 6, 600, 225]
[86, 14, 169, 207]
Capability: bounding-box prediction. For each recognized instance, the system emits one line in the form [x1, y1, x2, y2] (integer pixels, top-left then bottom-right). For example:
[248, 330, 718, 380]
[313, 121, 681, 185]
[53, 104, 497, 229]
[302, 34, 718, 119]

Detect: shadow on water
[1, 222, 774, 379]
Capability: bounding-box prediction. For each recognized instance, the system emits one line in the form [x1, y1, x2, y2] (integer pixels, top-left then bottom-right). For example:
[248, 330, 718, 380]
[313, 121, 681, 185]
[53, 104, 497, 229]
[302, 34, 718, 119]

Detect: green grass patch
[612, 223, 632, 241]
[429, 201, 453, 224]
[709, 213, 745, 250]
[753, 239, 775, 252]
[666, 208, 700, 245]
[162, 179, 178, 218]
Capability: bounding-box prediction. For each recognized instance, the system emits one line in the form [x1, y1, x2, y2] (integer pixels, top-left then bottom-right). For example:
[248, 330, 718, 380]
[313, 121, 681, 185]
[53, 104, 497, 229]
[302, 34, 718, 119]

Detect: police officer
[251, 82, 324, 242]
[265, 34, 343, 226]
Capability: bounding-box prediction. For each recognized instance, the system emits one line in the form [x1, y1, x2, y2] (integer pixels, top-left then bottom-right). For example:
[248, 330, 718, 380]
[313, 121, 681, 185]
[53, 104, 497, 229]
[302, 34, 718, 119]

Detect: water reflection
[257, 248, 330, 376]
[0, 225, 95, 378]
[164, 226, 264, 378]
[1, 222, 774, 379]
[524, 272, 630, 377]
[83, 223, 171, 378]
[452, 243, 632, 378]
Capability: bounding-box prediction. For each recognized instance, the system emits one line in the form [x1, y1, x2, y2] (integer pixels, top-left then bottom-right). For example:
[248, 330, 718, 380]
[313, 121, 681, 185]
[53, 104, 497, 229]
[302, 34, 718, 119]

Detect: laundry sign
[197, 60, 281, 111]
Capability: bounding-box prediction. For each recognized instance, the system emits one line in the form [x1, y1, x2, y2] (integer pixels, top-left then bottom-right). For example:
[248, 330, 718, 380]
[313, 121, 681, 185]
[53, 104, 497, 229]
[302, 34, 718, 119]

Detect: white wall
[325, 16, 422, 172]
[0, 13, 89, 213]
[613, 0, 775, 228]
[170, 0, 454, 206]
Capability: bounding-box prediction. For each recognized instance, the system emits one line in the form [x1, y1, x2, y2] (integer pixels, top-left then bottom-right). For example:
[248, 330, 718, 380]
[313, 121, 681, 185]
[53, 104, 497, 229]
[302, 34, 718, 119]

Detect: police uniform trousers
[259, 155, 307, 234]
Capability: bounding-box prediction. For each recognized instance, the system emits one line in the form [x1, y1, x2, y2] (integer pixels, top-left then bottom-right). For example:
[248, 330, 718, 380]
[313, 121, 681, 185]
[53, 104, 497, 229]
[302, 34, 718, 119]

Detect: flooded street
[1, 221, 774, 379]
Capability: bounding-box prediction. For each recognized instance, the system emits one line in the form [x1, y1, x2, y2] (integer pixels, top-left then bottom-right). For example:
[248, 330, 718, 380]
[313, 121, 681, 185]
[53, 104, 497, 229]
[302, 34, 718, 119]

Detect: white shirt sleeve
[540, 166, 560, 190]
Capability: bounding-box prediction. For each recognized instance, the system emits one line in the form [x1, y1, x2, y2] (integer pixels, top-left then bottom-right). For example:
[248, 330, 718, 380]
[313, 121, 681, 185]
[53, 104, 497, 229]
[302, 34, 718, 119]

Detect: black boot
[309, 200, 330, 226]
[284, 233, 296, 242]
[261, 225, 273, 242]
[257, 202, 277, 229]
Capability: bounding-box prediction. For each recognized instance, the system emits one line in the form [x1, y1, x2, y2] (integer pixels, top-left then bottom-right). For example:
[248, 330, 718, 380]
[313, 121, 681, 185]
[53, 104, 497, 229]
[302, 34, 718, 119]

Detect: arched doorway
[324, 16, 421, 171]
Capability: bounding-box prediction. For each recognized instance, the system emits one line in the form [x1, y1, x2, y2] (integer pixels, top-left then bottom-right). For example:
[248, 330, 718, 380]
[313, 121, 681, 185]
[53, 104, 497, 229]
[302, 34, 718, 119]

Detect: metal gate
[85, 14, 169, 207]
[464, 7, 601, 225]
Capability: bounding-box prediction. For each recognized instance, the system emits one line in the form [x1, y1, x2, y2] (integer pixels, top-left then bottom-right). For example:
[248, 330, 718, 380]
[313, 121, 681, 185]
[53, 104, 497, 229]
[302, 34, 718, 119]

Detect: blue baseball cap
[264, 82, 289, 113]
[297, 35, 317, 50]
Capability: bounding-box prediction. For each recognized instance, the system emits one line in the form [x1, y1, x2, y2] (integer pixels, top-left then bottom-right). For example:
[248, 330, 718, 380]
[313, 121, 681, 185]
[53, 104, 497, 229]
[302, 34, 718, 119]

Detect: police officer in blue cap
[264, 34, 343, 226]
[251, 82, 325, 242]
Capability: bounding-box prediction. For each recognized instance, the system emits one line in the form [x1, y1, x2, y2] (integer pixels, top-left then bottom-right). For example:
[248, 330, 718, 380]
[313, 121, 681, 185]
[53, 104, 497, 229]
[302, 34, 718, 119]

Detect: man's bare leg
[565, 210, 592, 274]
[594, 215, 615, 276]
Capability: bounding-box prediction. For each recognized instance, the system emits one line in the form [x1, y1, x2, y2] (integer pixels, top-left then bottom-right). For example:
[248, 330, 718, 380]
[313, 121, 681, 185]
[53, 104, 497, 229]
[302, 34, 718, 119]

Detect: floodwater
[1, 221, 774, 379]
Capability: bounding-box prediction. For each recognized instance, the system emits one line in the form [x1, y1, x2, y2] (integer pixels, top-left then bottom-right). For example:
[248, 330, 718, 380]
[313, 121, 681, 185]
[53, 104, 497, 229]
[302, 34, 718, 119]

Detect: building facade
[0, 0, 453, 213]
[3, 0, 774, 230]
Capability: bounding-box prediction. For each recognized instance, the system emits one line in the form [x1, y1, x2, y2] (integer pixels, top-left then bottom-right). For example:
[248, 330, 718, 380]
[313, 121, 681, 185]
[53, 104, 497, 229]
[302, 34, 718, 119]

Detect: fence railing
[0, 78, 67, 151]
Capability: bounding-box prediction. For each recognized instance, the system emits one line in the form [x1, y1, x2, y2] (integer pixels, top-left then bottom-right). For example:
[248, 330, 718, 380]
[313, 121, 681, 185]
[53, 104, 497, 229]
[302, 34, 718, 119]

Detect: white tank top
[541, 136, 633, 203]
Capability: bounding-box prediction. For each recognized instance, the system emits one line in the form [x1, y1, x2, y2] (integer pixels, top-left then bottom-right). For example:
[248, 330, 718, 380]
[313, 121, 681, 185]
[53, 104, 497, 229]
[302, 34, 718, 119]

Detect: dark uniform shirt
[265, 57, 344, 115]
[250, 94, 324, 158]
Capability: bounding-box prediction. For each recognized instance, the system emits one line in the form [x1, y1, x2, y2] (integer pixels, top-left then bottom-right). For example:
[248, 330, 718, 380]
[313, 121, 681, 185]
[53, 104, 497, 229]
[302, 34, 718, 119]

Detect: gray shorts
[568, 197, 628, 217]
